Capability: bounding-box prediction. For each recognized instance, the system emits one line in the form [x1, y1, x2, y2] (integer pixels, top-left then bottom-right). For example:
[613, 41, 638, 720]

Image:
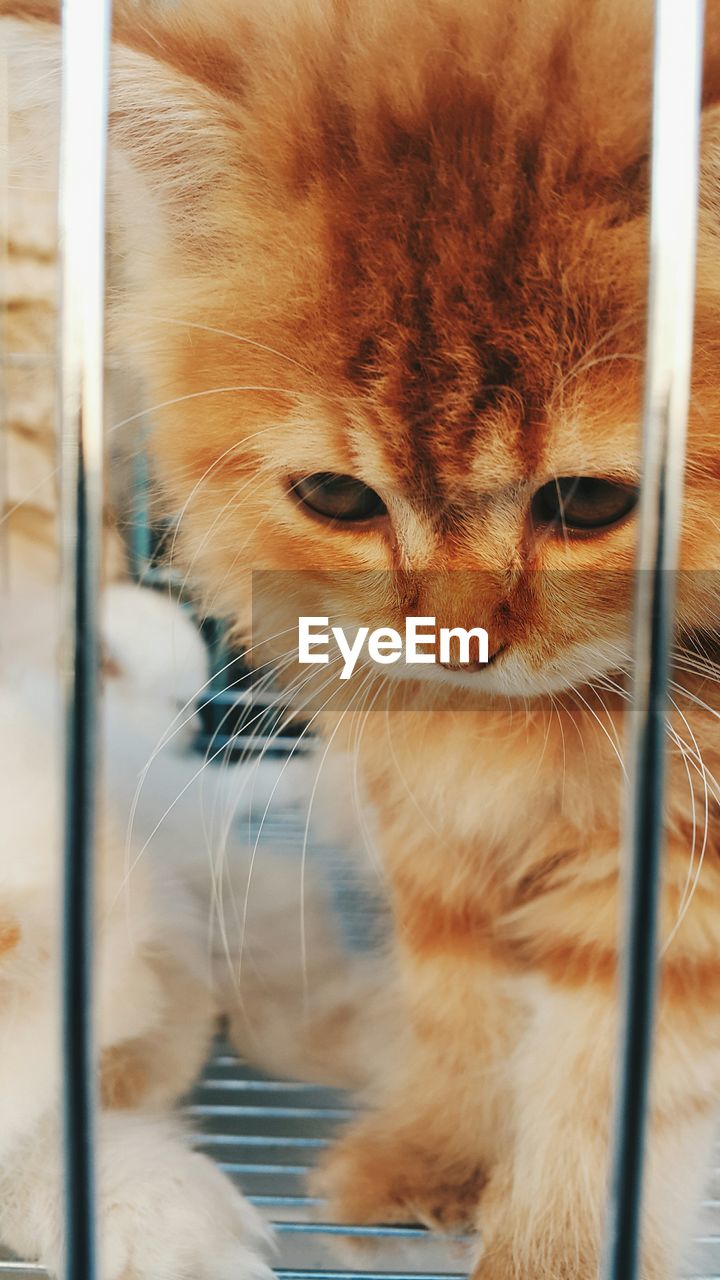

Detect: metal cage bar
[58, 1, 113, 1278]
[603, 3, 705, 1279]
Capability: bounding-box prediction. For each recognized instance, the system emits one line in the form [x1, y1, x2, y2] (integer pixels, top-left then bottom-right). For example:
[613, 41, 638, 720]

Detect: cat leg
[312, 942, 520, 1231]
[100, 940, 217, 1110]
[0, 931, 271, 1280]
[0, 891, 270, 1279]
[474, 976, 720, 1280]
[0, 1109, 273, 1280]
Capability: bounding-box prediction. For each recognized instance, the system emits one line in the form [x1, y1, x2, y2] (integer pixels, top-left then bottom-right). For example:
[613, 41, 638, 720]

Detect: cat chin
[376, 639, 627, 701]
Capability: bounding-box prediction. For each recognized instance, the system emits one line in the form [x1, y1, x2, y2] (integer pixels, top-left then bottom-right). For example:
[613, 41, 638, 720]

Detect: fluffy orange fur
[5, 1, 720, 1275]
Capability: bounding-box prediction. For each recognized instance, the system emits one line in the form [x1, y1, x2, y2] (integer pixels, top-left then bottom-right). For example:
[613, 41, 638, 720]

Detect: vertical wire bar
[58, 1, 112, 1277]
[129, 450, 152, 580]
[602, 4, 705, 1279]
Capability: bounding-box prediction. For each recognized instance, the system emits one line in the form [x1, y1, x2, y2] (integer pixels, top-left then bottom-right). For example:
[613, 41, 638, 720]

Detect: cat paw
[4, 1115, 273, 1280]
[310, 1123, 485, 1233]
[96, 1119, 273, 1280]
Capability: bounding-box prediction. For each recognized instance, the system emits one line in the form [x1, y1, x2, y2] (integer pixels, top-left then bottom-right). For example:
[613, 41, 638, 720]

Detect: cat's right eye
[289, 473, 388, 525]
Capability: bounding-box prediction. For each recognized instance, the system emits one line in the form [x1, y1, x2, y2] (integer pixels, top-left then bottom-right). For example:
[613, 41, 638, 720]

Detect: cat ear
[0, 0, 250, 96]
[700, 0, 720, 180]
[109, 42, 242, 229]
[1, 1, 245, 230]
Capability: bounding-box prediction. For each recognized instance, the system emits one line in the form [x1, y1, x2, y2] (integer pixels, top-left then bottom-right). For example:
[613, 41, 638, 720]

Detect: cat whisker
[108, 384, 309, 438]
[205, 646, 315, 974]
[196, 657, 307, 1015]
[231, 657, 358, 1016]
[201, 661, 286, 878]
[207, 613, 347, 935]
[296, 665, 379, 1014]
[661, 723, 718, 956]
[217, 658, 346, 1020]
[346, 671, 392, 884]
[125, 618, 301, 822]
[556, 314, 642, 390]
[383, 695, 442, 840]
[168, 447, 285, 599]
[566, 684, 627, 778]
[143, 313, 320, 381]
[664, 700, 707, 950]
[531, 695, 560, 784]
[172, 456, 280, 606]
[549, 694, 569, 810]
[191, 498, 302, 621]
[560, 350, 643, 387]
[118, 658, 308, 907]
[121, 620, 305, 903]
[199, 644, 302, 893]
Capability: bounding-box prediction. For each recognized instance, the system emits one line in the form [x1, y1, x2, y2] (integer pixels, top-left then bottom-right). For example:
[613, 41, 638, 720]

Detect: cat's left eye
[531, 476, 639, 534]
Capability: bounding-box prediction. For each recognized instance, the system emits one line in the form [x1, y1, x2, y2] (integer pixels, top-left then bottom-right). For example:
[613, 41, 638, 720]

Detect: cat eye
[531, 476, 639, 534]
[290, 473, 387, 524]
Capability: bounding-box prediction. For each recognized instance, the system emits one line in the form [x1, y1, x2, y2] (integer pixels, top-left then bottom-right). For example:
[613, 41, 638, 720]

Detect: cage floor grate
[2, 1036, 720, 1278]
[191, 1041, 473, 1279]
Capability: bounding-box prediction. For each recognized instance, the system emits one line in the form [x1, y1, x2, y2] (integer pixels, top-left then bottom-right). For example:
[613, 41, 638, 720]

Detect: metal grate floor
[192, 1040, 471, 1280]
[3, 1035, 720, 1279]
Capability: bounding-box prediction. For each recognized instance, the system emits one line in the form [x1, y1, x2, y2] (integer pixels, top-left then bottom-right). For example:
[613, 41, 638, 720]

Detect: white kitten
[0, 585, 273, 1280]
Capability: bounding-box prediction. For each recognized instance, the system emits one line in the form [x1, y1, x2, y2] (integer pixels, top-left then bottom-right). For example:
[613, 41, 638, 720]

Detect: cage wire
[0, 0, 718, 1279]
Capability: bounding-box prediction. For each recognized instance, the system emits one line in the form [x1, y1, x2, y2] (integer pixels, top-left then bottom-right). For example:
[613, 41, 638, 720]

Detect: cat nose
[440, 643, 506, 673]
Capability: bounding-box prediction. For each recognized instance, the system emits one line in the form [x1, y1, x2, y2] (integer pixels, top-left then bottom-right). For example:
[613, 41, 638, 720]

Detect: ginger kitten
[4, 0, 720, 1276]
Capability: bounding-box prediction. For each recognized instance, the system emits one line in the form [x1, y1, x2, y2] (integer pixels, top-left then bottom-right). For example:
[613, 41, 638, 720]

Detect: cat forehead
[345, 387, 642, 510]
[347, 401, 526, 501]
[280, 88, 650, 475]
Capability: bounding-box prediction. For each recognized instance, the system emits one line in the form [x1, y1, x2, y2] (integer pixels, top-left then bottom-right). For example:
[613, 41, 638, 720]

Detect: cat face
[103, 0, 720, 700]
